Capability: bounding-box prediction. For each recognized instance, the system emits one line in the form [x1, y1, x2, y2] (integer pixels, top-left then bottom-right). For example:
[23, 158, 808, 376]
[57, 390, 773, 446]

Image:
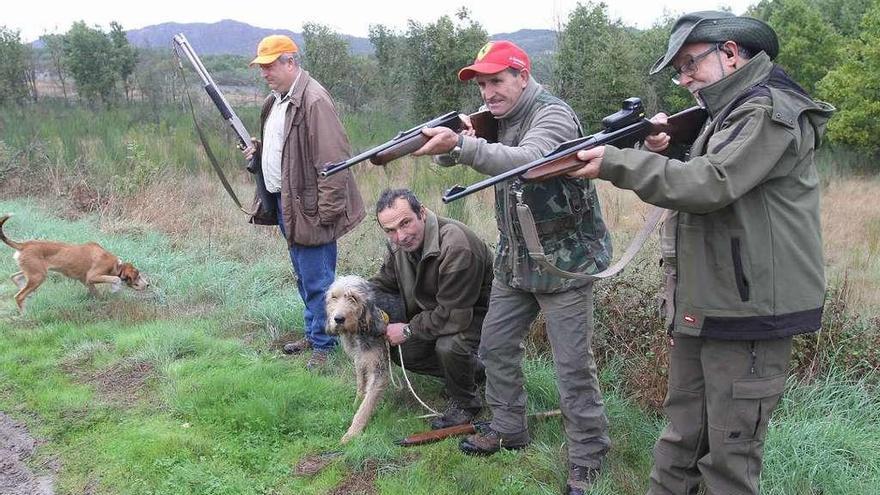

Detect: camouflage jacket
[458, 78, 612, 293]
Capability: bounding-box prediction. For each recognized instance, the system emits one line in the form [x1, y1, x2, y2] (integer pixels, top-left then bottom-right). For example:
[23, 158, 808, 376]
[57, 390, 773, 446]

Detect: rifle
[441, 97, 708, 203]
[172, 33, 257, 173]
[395, 409, 561, 447]
[321, 110, 498, 177]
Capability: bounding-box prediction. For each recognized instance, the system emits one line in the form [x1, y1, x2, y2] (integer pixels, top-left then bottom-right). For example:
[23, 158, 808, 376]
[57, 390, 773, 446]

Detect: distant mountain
[123, 19, 557, 57]
[491, 29, 557, 56]
[125, 19, 374, 55]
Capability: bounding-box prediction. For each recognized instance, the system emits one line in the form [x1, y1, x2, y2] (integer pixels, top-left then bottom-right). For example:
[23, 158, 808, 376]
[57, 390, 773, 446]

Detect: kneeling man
[369, 188, 493, 429]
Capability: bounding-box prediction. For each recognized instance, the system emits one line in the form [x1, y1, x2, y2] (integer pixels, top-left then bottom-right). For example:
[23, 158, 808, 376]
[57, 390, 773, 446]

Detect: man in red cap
[414, 40, 613, 495]
[243, 35, 365, 370]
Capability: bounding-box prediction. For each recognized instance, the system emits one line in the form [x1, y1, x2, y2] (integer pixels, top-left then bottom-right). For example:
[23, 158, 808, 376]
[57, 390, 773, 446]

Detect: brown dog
[1, 214, 149, 312]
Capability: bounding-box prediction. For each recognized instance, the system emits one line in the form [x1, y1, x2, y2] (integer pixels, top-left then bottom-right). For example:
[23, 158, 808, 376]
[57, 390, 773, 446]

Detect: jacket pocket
[299, 190, 318, 216]
[731, 237, 750, 302]
[677, 225, 748, 310]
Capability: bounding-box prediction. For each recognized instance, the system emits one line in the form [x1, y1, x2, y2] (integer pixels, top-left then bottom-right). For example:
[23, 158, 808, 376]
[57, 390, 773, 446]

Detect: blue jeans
[274, 194, 338, 351]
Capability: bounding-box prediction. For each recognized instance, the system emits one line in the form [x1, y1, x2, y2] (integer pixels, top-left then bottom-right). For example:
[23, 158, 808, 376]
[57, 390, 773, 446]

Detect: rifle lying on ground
[172, 33, 257, 174]
[321, 110, 498, 177]
[396, 409, 562, 447]
[441, 97, 707, 203]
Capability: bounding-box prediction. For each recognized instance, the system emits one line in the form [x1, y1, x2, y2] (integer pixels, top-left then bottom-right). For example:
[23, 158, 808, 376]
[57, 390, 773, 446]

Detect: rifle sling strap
[516, 201, 666, 281]
[178, 63, 254, 216]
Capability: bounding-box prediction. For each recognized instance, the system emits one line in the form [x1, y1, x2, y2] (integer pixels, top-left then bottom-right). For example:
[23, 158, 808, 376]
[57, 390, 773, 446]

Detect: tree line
[1, 0, 878, 153]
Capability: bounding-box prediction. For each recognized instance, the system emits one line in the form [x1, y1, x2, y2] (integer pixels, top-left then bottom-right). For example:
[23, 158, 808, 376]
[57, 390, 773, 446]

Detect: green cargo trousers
[480, 279, 610, 468]
[648, 334, 793, 495]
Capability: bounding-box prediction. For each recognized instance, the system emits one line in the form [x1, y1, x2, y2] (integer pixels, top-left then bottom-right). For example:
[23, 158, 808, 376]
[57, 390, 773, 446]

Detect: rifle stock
[441, 99, 707, 203]
[322, 110, 497, 176]
[370, 134, 431, 165]
[395, 423, 476, 447]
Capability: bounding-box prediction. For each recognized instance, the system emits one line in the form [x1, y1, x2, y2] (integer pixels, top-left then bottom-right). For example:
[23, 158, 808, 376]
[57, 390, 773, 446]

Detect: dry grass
[821, 177, 880, 314]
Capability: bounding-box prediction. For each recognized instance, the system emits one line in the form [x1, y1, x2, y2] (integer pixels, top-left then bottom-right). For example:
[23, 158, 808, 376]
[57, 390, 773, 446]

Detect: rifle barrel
[321, 111, 461, 177]
[442, 121, 651, 203]
[173, 33, 255, 168]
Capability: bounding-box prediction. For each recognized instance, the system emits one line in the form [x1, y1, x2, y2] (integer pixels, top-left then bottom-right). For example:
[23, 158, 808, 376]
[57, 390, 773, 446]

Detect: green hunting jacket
[458, 78, 612, 293]
[369, 211, 493, 340]
[599, 52, 834, 340]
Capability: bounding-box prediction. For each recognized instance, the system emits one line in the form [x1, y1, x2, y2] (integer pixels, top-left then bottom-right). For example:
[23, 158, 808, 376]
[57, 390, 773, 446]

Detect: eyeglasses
[672, 44, 721, 84]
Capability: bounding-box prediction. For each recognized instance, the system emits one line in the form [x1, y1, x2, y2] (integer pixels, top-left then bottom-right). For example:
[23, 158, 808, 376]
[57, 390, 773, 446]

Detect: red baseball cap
[458, 40, 531, 81]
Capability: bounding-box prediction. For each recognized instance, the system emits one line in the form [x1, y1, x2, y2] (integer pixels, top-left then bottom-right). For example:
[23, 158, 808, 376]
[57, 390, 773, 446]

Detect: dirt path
[0, 411, 55, 495]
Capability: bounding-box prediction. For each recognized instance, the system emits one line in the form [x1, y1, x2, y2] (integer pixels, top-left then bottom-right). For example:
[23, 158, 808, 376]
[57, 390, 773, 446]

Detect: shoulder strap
[516, 200, 667, 281]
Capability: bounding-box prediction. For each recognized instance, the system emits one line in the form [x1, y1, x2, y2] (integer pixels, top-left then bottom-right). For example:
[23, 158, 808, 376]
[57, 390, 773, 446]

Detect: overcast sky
[8, 0, 757, 43]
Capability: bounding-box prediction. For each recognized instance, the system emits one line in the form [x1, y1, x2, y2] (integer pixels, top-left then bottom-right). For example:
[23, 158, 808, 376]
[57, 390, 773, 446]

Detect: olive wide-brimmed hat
[650, 10, 779, 75]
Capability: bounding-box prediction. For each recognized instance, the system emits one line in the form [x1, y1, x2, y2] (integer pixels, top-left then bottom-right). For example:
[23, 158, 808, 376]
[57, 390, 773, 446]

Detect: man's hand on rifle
[644, 113, 671, 153]
[568, 147, 605, 179]
[568, 112, 674, 180]
[242, 137, 261, 161]
[413, 114, 474, 156]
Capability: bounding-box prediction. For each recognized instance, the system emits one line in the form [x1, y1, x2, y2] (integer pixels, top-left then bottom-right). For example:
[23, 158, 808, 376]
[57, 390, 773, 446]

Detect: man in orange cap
[414, 40, 613, 495]
[243, 35, 365, 370]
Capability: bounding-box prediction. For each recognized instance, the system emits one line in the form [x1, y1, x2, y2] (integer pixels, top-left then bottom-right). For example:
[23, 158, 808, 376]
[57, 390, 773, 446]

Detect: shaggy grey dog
[324, 275, 404, 443]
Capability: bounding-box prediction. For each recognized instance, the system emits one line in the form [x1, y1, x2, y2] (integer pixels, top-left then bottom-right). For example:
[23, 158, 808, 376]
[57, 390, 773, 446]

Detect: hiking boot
[565, 463, 601, 495]
[430, 401, 481, 430]
[459, 422, 529, 456]
[283, 338, 312, 355]
[305, 350, 329, 370]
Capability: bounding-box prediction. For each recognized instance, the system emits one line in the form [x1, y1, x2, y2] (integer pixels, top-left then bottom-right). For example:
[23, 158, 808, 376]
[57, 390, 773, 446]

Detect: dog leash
[395, 345, 441, 418]
[378, 309, 441, 417]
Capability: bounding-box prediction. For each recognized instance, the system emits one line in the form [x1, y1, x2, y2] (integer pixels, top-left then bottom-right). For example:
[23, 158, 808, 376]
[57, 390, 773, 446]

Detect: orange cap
[458, 40, 531, 81]
[249, 35, 299, 66]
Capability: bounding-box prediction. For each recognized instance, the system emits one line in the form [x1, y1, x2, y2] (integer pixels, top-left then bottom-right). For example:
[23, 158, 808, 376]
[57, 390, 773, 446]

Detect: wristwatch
[402, 324, 413, 339]
[449, 134, 463, 162]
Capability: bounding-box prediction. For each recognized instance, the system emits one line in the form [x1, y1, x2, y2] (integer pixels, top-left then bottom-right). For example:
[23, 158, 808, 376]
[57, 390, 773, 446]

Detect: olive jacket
[599, 53, 834, 339]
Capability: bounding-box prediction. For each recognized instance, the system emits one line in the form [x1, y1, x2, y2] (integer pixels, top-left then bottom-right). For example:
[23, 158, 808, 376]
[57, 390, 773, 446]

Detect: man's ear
[721, 41, 736, 58]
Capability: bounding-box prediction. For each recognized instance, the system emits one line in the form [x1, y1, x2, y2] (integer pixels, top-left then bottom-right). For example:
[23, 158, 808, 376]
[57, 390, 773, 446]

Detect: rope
[395, 345, 440, 417]
[385, 341, 400, 390]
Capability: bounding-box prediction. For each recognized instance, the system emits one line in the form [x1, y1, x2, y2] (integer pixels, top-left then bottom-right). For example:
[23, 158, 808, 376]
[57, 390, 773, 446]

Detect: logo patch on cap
[476, 42, 494, 61]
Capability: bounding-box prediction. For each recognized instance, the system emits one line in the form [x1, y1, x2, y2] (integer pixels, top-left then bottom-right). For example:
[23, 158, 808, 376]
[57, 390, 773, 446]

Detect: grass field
[0, 102, 878, 494]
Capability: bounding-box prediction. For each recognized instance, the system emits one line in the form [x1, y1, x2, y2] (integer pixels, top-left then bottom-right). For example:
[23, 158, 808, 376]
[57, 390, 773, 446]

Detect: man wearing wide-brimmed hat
[568, 11, 834, 495]
[413, 40, 613, 494]
[243, 35, 366, 370]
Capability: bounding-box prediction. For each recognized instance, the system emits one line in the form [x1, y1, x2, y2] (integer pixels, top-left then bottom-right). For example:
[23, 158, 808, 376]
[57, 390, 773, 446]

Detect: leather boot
[459, 422, 529, 456]
[565, 463, 601, 495]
